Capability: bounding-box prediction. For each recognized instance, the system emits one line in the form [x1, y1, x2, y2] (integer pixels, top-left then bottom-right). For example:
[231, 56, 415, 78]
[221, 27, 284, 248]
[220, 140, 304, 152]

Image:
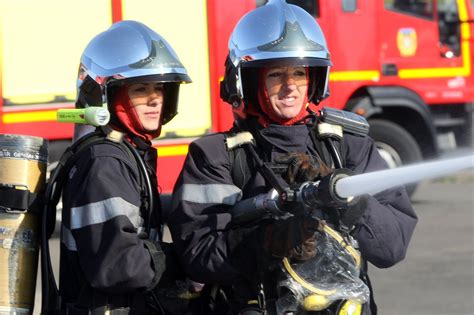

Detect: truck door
[316, 0, 380, 108]
[378, 0, 470, 83]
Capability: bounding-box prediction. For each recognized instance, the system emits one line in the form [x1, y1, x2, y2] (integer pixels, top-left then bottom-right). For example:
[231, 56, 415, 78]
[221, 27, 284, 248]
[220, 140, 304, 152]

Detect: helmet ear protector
[220, 55, 242, 108]
[76, 75, 103, 109]
[308, 66, 330, 104]
[160, 82, 181, 125]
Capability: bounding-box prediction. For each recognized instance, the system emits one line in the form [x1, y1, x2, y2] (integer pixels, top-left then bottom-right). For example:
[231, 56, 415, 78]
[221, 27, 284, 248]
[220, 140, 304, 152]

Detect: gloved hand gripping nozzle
[281, 168, 357, 209]
[230, 169, 358, 226]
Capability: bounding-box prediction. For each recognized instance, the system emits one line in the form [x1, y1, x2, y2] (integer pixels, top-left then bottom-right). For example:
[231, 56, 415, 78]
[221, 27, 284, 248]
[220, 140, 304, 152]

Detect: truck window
[385, 0, 434, 19]
[256, 0, 320, 17]
[437, 0, 461, 57]
[342, 0, 357, 12]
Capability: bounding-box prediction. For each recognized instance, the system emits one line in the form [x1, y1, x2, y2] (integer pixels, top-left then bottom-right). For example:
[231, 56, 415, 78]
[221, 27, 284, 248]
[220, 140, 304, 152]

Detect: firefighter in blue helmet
[168, 1, 417, 314]
[52, 20, 192, 314]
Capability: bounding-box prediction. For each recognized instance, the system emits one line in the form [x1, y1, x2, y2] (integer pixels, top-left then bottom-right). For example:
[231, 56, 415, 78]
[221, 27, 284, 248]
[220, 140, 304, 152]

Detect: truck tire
[368, 119, 423, 197]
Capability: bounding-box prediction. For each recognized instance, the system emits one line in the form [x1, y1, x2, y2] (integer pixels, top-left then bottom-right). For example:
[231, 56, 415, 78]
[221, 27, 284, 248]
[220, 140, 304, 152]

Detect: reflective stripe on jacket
[59, 141, 162, 313]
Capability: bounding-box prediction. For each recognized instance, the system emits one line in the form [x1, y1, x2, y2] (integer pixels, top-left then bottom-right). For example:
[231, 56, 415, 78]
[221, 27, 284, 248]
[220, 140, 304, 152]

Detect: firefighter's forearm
[354, 187, 417, 268]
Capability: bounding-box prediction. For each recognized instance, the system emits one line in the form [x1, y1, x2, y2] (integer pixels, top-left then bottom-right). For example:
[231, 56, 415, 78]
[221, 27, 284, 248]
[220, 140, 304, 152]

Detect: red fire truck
[1, 0, 473, 194]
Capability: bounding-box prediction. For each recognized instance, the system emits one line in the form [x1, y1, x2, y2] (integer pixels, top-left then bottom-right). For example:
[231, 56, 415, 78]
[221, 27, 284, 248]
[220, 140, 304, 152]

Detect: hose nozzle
[298, 169, 355, 208]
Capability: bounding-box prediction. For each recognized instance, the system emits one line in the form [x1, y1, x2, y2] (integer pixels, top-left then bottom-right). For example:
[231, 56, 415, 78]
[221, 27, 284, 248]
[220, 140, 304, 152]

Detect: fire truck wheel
[368, 119, 423, 197]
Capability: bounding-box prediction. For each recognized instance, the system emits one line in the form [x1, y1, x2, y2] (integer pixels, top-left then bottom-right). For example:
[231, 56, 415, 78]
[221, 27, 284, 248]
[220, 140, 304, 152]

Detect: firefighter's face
[128, 83, 164, 131]
[264, 66, 308, 119]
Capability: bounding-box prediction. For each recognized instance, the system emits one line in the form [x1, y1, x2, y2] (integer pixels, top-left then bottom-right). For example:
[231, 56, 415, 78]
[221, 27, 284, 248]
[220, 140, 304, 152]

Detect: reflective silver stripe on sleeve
[61, 226, 77, 251]
[176, 183, 242, 205]
[70, 197, 140, 230]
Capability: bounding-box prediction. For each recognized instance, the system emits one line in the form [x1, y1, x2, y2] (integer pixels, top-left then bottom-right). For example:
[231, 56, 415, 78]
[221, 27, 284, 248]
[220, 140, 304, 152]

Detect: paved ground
[370, 170, 474, 315]
[32, 170, 474, 314]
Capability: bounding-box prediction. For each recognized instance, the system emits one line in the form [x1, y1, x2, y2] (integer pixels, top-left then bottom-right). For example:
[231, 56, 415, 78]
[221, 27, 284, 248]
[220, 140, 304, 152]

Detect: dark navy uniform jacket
[59, 139, 163, 313]
[168, 121, 417, 312]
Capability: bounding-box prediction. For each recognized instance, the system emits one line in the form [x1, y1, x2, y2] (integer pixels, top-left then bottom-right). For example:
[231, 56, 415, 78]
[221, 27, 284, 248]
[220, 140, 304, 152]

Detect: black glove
[299, 170, 369, 230]
[262, 215, 322, 258]
[339, 194, 369, 230]
[274, 152, 332, 184]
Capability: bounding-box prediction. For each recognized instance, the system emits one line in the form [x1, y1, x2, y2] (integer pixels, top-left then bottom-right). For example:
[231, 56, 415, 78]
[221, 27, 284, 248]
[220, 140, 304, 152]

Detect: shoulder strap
[308, 121, 346, 169]
[225, 131, 254, 190]
[225, 131, 287, 194]
[313, 107, 370, 169]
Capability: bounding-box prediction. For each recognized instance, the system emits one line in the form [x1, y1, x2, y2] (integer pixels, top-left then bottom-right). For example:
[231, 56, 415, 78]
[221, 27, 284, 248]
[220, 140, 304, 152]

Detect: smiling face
[264, 66, 308, 120]
[127, 82, 164, 132]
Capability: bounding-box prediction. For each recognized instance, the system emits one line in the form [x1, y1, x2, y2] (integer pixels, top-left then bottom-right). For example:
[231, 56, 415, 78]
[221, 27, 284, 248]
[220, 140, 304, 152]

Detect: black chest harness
[228, 108, 369, 190]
